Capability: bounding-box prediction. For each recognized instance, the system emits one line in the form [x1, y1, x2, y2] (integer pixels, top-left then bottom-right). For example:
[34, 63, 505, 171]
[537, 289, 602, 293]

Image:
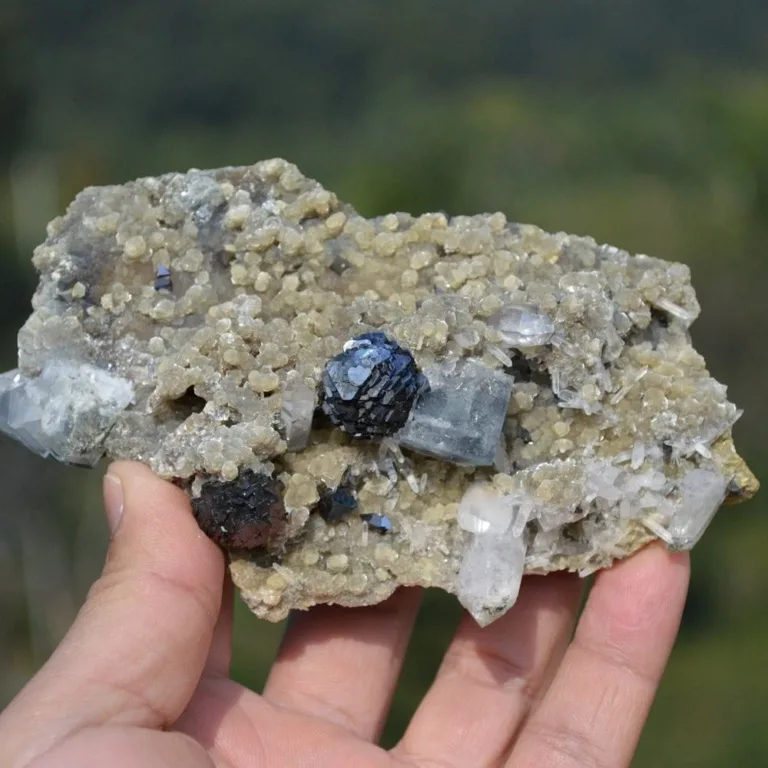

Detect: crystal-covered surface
[1, 159, 758, 625]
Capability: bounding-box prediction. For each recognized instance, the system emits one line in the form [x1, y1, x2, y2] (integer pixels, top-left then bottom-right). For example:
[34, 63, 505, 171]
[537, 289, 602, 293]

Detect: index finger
[507, 543, 690, 768]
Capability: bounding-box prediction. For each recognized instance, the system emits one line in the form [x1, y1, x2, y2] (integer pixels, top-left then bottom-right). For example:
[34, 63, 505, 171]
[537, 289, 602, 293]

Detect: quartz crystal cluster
[1, 159, 758, 625]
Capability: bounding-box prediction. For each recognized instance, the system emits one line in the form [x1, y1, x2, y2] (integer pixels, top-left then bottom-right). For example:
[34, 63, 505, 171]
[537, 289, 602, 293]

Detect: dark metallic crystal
[154, 265, 172, 291]
[320, 332, 428, 439]
[190, 469, 286, 551]
[361, 513, 393, 533]
[316, 482, 358, 522]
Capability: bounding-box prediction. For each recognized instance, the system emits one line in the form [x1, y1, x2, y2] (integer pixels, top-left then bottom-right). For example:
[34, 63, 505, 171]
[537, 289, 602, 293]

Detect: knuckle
[523, 718, 613, 768]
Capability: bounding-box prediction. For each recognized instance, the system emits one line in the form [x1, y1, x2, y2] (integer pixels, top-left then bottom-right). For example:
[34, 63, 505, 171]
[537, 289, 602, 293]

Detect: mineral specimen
[1, 159, 759, 626]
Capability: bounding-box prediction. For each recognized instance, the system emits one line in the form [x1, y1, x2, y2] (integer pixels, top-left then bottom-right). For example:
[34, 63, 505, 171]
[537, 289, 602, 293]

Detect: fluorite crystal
[2, 159, 759, 625]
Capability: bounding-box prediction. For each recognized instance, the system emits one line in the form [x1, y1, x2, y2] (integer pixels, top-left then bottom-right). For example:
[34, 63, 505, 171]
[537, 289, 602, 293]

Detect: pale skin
[0, 462, 690, 768]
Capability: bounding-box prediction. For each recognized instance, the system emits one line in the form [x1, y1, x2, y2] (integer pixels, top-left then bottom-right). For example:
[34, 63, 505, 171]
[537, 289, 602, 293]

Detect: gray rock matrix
[0, 159, 758, 625]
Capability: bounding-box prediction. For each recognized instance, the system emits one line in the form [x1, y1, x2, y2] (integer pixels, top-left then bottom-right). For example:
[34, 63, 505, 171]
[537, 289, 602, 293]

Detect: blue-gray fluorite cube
[395, 362, 513, 466]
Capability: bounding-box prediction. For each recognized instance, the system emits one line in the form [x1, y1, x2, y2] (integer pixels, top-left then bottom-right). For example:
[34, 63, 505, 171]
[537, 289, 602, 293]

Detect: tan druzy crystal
[1, 159, 757, 626]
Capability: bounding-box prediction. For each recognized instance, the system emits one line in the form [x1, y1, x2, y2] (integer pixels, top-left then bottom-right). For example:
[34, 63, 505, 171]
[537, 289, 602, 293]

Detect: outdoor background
[1, 2, 767, 764]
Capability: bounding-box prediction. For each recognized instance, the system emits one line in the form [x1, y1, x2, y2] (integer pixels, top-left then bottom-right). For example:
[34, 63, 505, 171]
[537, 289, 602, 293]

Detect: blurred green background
[1, 1, 767, 764]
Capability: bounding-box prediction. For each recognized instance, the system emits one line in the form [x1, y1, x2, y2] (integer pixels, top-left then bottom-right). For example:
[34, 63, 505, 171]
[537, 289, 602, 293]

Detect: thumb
[0, 462, 225, 767]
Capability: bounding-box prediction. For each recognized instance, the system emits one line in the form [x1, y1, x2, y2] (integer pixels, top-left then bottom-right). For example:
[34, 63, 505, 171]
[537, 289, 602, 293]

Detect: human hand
[0, 462, 690, 768]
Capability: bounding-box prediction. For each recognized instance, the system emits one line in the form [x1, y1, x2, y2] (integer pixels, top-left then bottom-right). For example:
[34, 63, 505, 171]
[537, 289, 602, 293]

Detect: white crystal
[280, 373, 316, 451]
[453, 329, 481, 349]
[609, 366, 649, 405]
[641, 515, 676, 546]
[653, 296, 699, 325]
[457, 483, 515, 535]
[585, 463, 623, 502]
[457, 526, 527, 626]
[667, 468, 728, 548]
[631, 441, 646, 470]
[492, 305, 555, 347]
[0, 361, 133, 466]
[486, 344, 513, 367]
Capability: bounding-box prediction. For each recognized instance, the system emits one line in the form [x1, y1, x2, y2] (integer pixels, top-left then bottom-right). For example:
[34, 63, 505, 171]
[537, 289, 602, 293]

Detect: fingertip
[582, 542, 690, 648]
[101, 460, 225, 602]
[604, 541, 691, 589]
[105, 461, 204, 543]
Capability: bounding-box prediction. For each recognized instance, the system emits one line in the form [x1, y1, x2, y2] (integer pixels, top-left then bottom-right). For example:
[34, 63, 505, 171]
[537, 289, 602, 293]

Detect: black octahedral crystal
[320, 333, 428, 438]
[190, 469, 286, 551]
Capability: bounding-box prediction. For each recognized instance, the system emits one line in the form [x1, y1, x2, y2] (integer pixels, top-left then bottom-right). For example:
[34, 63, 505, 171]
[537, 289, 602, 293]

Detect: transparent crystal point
[281, 373, 316, 451]
[666, 468, 728, 549]
[457, 526, 527, 626]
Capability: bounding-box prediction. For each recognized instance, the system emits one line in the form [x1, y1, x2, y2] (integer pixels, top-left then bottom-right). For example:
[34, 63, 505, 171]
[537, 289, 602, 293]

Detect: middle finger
[393, 572, 581, 768]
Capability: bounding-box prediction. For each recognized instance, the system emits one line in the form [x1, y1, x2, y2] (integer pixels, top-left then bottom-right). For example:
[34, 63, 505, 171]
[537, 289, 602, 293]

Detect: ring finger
[393, 572, 582, 768]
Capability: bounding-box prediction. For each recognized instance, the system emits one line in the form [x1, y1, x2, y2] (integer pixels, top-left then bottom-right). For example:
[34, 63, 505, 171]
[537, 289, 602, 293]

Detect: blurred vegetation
[0, 1, 766, 764]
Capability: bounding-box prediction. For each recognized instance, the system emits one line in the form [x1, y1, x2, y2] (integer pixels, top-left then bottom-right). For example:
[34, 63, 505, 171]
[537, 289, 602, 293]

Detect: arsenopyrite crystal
[2, 159, 759, 626]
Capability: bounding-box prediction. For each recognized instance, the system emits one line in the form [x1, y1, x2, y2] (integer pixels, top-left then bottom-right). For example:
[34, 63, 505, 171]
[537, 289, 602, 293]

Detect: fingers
[263, 587, 423, 741]
[28, 727, 210, 768]
[508, 544, 690, 768]
[0, 462, 226, 767]
[393, 573, 582, 768]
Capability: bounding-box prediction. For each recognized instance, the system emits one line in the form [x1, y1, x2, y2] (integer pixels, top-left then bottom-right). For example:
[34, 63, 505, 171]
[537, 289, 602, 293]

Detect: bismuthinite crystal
[1, 159, 759, 625]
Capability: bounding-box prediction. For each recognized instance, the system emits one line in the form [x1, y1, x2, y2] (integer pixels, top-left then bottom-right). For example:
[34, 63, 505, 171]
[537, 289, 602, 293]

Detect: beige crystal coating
[12, 159, 758, 625]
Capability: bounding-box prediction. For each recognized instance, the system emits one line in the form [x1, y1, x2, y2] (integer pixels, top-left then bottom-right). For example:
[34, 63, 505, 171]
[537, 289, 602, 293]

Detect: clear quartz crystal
[491, 305, 555, 347]
[457, 526, 527, 626]
[667, 468, 728, 548]
[280, 373, 316, 451]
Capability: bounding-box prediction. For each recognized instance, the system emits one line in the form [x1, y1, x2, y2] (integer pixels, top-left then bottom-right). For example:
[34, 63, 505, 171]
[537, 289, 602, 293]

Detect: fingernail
[103, 473, 124, 534]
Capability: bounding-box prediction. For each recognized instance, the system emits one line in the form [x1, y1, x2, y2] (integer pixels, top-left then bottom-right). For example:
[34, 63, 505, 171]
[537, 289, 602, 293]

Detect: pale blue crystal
[395, 362, 513, 466]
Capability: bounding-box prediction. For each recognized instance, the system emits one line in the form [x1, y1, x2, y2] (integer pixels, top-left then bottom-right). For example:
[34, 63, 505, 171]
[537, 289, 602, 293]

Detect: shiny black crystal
[361, 513, 393, 533]
[190, 469, 286, 551]
[316, 483, 358, 522]
[154, 264, 172, 291]
[320, 332, 428, 438]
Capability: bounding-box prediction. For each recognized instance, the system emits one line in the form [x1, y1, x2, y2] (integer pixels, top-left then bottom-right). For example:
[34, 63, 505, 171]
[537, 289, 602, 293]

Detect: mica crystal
[2, 159, 759, 625]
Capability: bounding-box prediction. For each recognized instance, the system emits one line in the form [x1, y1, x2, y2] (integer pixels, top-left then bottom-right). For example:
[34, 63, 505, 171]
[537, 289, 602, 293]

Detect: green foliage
[1, 1, 767, 763]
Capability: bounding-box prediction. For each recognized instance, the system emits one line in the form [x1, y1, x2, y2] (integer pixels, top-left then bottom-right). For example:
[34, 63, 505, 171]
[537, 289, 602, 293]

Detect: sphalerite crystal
[320, 332, 428, 438]
[1, 159, 759, 625]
